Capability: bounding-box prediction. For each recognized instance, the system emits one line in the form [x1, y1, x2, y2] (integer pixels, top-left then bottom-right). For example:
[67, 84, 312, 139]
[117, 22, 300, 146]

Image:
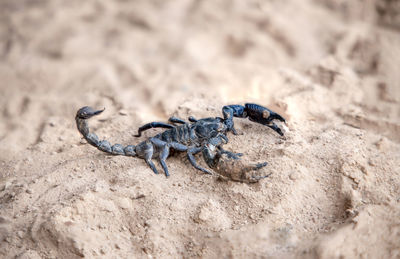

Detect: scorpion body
[76, 103, 286, 178]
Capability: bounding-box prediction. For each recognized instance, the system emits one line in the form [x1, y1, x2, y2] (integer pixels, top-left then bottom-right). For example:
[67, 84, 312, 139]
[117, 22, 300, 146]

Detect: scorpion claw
[231, 127, 240, 135]
[244, 103, 286, 136]
[245, 103, 285, 123]
[222, 103, 286, 136]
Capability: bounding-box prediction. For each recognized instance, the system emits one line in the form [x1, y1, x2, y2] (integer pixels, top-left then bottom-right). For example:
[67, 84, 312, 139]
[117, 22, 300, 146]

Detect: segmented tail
[75, 106, 136, 156]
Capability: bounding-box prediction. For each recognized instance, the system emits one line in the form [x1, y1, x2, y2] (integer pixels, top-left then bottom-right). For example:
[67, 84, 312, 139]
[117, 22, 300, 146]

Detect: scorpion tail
[75, 106, 137, 156]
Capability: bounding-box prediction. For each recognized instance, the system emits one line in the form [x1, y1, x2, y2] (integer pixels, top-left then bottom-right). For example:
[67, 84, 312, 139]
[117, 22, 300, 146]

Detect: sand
[1, 0, 399, 258]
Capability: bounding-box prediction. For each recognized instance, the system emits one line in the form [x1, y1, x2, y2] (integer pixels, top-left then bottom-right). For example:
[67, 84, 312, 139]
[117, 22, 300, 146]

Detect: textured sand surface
[1, 0, 400, 258]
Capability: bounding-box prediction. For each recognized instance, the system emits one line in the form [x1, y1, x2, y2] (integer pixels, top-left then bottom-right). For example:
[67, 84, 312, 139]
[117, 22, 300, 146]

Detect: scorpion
[76, 103, 286, 181]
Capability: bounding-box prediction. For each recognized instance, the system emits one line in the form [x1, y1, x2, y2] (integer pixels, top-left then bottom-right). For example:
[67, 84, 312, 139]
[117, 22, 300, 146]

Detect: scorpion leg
[150, 138, 172, 177]
[137, 141, 159, 174]
[217, 147, 243, 160]
[168, 116, 186, 124]
[187, 147, 212, 175]
[169, 142, 189, 151]
[134, 122, 174, 137]
[146, 159, 159, 175]
[150, 138, 190, 177]
[188, 116, 197, 122]
[159, 142, 189, 176]
[159, 145, 170, 177]
[206, 135, 242, 160]
[212, 133, 242, 159]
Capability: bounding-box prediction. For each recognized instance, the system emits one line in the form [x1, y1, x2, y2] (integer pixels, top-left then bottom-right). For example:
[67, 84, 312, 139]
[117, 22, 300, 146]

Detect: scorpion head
[76, 106, 105, 120]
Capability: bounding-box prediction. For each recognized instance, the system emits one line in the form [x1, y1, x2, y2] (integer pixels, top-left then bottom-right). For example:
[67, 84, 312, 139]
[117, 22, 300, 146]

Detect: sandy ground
[1, 0, 400, 258]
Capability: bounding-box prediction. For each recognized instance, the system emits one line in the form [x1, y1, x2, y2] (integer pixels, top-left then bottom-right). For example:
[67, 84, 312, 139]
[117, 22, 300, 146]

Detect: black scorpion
[76, 104, 286, 177]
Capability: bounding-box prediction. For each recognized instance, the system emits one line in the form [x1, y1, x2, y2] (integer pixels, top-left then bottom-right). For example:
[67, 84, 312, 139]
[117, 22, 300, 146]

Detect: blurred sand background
[0, 0, 400, 258]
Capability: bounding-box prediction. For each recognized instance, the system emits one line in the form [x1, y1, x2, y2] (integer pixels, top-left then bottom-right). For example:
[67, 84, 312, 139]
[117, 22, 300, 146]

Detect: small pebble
[3, 181, 12, 191]
[368, 159, 375, 166]
[26, 189, 33, 194]
[289, 173, 298, 180]
[119, 110, 128, 116]
[119, 198, 131, 209]
[17, 231, 24, 238]
[0, 216, 10, 224]
[98, 224, 106, 229]
[134, 194, 145, 199]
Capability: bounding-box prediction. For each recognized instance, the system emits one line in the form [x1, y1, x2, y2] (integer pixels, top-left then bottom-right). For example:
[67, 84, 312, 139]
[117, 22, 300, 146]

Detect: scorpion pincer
[75, 103, 286, 179]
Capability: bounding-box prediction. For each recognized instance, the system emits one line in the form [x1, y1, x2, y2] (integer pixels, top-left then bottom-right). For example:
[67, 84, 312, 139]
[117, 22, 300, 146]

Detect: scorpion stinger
[222, 103, 286, 136]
